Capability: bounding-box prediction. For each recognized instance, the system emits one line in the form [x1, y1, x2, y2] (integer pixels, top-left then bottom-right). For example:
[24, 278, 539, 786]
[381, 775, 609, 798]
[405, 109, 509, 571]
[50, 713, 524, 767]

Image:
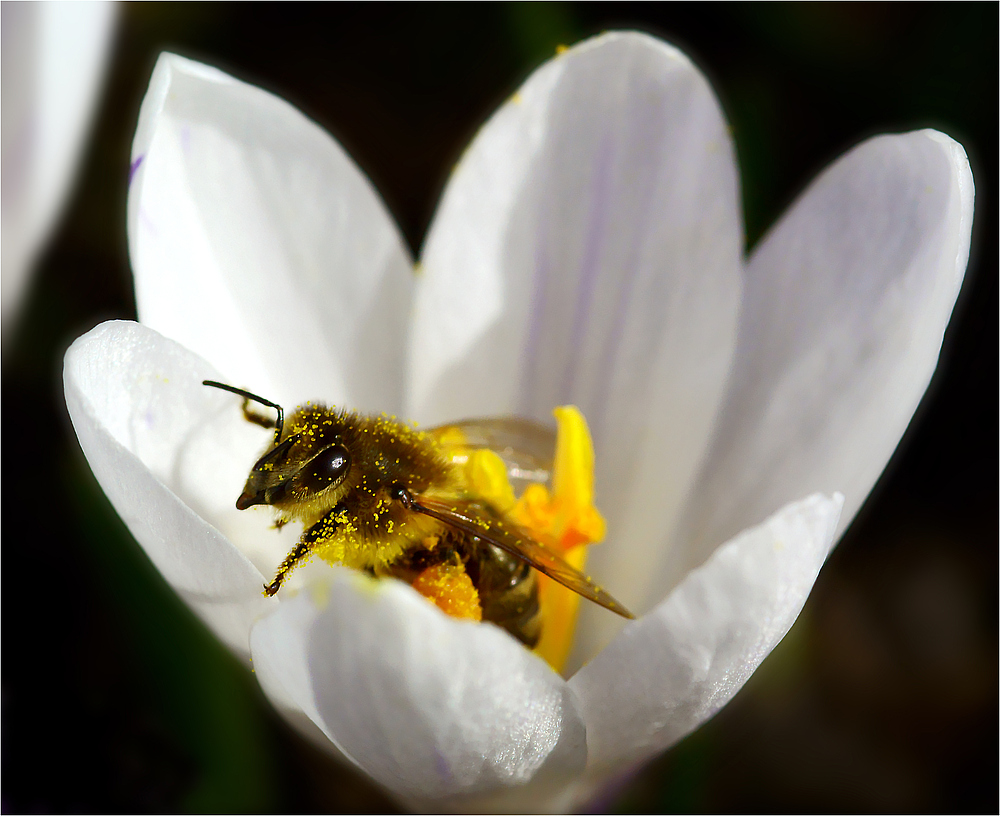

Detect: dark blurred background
[2, 3, 996, 813]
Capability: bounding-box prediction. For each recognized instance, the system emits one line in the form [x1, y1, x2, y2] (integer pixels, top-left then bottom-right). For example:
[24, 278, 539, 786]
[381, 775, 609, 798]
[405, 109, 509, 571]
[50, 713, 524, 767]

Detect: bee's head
[202, 381, 354, 513]
[237, 407, 354, 512]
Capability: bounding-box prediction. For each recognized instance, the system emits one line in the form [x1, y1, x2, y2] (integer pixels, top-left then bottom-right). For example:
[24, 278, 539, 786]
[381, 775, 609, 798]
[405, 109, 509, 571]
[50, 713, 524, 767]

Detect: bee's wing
[427, 417, 556, 487]
[415, 497, 635, 620]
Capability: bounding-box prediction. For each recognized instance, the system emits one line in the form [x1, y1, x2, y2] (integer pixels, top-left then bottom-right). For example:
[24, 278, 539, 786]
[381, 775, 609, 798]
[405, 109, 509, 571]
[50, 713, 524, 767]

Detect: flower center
[415, 406, 606, 672]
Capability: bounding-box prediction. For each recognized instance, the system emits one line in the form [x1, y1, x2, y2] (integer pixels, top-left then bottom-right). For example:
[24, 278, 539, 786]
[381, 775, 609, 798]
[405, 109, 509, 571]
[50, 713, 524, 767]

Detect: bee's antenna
[203, 380, 285, 442]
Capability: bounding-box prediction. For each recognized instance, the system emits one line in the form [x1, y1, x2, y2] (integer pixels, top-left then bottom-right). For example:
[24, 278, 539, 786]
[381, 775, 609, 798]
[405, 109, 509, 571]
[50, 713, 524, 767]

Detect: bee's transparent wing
[427, 417, 556, 490]
[414, 497, 634, 620]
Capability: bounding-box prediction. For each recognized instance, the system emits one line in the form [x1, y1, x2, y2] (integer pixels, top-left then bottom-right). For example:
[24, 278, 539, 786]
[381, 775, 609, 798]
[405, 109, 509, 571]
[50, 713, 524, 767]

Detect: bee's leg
[264, 540, 311, 596]
[241, 397, 277, 430]
[263, 505, 343, 596]
[272, 516, 288, 531]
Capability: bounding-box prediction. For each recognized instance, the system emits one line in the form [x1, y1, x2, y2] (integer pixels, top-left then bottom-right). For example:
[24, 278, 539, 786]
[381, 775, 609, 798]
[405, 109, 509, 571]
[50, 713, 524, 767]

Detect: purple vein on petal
[589, 167, 660, 444]
[140, 206, 158, 237]
[432, 746, 453, 784]
[561, 134, 614, 404]
[518, 209, 551, 416]
[586, 85, 674, 445]
[128, 154, 144, 185]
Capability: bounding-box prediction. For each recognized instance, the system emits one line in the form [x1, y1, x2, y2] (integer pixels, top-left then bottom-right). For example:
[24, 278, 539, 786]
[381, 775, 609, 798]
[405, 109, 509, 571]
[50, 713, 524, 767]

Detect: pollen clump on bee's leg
[412, 559, 483, 622]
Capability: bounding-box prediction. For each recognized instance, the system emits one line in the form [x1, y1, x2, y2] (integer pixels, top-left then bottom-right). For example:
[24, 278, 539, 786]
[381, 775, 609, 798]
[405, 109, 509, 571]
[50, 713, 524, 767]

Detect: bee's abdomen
[382, 533, 543, 648]
[464, 541, 541, 649]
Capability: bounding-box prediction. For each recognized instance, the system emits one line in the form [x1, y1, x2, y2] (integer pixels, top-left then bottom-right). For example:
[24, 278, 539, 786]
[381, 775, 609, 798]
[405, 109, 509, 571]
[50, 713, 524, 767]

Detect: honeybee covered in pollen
[203, 380, 633, 651]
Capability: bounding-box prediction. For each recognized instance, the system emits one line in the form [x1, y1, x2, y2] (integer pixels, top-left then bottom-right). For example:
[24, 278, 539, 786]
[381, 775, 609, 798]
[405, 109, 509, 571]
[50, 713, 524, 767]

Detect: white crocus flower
[63, 32, 973, 812]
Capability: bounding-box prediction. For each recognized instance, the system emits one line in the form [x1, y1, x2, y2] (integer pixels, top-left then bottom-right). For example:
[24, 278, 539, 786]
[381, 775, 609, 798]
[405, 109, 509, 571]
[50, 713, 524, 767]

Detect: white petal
[250, 570, 587, 808]
[248, 581, 348, 753]
[64, 321, 279, 654]
[411, 33, 743, 655]
[666, 130, 974, 588]
[1, 1, 116, 332]
[569, 492, 843, 774]
[128, 53, 413, 411]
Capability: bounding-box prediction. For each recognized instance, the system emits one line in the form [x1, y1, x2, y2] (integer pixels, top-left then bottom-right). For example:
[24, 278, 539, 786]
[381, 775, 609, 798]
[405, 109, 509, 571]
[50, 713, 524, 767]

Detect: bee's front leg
[264, 504, 344, 596]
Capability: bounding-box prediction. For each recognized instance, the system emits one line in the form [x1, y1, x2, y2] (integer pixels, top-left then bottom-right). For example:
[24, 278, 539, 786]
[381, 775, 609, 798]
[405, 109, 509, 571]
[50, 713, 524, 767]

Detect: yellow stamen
[431, 424, 468, 451]
[430, 406, 606, 672]
[463, 449, 517, 512]
[512, 405, 605, 671]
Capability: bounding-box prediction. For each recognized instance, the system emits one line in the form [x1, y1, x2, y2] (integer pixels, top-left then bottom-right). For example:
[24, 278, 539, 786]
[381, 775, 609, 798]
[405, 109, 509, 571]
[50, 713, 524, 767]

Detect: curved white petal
[64, 320, 279, 654]
[666, 130, 974, 588]
[570, 492, 843, 774]
[1, 1, 116, 332]
[129, 53, 413, 411]
[411, 32, 743, 661]
[250, 569, 587, 808]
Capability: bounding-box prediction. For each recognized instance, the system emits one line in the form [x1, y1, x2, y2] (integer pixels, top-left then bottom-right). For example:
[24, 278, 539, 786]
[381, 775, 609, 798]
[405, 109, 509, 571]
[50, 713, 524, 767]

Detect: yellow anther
[464, 449, 517, 513]
[512, 405, 605, 672]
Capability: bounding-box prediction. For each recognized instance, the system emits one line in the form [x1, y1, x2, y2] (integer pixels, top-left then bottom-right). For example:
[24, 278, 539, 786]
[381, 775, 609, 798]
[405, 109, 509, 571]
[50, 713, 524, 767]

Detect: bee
[203, 380, 634, 647]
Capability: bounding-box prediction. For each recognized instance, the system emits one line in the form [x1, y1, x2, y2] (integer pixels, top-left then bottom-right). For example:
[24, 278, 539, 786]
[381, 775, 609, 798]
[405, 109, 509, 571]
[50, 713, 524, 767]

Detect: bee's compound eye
[304, 444, 350, 488]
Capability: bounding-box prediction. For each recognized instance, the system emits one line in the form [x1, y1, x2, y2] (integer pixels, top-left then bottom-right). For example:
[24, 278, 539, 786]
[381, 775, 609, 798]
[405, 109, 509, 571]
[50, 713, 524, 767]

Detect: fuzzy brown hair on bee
[203, 380, 633, 648]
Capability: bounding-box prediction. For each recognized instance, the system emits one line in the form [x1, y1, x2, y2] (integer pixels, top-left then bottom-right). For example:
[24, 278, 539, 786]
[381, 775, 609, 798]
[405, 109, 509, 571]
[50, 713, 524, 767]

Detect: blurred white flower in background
[63, 32, 973, 812]
[2, 1, 116, 341]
